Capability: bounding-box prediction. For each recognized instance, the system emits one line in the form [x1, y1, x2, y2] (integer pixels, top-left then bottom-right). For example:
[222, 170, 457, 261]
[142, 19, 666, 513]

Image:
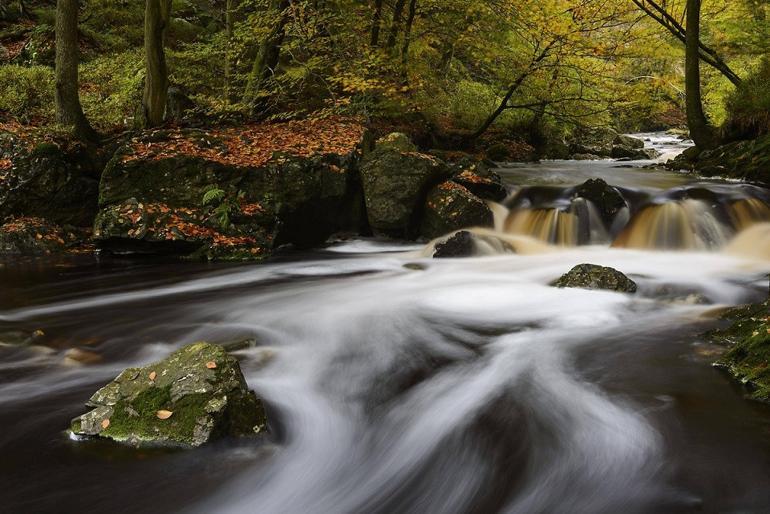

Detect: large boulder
[95, 125, 367, 259]
[70, 342, 267, 448]
[421, 182, 494, 239]
[676, 135, 770, 185]
[552, 263, 637, 293]
[447, 156, 508, 202]
[613, 134, 645, 149]
[0, 137, 99, 226]
[360, 133, 447, 238]
[611, 145, 659, 160]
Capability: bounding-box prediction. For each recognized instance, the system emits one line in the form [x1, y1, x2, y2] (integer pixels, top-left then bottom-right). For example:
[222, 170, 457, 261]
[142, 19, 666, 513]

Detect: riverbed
[2, 134, 770, 513]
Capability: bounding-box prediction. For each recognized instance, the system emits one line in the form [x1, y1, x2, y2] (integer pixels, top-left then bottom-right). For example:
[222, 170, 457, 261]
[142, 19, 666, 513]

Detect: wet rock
[710, 301, 770, 402]
[676, 134, 770, 185]
[570, 179, 627, 227]
[433, 231, 475, 258]
[421, 182, 494, 240]
[572, 153, 602, 161]
[375, 132, 418, 153]
[360, 133, 447, 238]
[610, 145, 659, 160]
[0, 217, 69, 256]
[0, 329, 45, 347]
[62, 348, 104, 366]
[70, 342, 267, 448]
[553, 264, 637, 293]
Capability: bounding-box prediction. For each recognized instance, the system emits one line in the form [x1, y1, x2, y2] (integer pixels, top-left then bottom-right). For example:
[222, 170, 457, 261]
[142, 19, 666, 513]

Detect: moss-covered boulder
[710, 301, 770, 402]
[359, 133, 447, 238]
[70, 342, 267, 448]
[553, 264, 637, 293]
[421, 182, 494, 239]
[613, 134, 645, 149]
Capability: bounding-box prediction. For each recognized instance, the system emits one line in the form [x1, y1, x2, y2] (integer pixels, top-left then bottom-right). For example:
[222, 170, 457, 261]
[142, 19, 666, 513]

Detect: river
[2, 133, 770, 513]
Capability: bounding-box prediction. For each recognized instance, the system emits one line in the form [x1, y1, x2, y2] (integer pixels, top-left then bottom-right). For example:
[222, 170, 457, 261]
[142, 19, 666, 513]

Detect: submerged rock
[433, 231, 476, 258]
[431, 229, 516, 258]
[553, 264, 637, 293]
[571, 179, 627, 227]
[421, 182, 494, 239]
[710, 301, 770, 403]
[70, 342, 267, 448]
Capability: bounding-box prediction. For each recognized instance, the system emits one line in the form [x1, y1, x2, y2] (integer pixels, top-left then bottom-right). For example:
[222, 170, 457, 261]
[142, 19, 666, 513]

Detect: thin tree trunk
[224, 0, 235, 105]
[685, 0, 717, 149]
[244, 0, 290, 109]
[370, 0, 383, 46]
[400, 0, 417, 68]
[55, 0, 97, 142]
[386, 0, 406, 49]
[142, 0, 172, 128]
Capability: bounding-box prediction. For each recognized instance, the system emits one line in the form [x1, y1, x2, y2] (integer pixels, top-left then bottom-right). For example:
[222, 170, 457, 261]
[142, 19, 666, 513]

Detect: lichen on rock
[70, 342, 267, 448]
[552, 263, 637, 293]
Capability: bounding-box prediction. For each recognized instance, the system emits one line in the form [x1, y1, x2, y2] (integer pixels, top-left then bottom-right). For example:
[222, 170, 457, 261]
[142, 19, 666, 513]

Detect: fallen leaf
[101, 419, 110, 429]
[206, 361, 217, 369]
[156, 410, 173, 420]
[149, 371, 157, 381]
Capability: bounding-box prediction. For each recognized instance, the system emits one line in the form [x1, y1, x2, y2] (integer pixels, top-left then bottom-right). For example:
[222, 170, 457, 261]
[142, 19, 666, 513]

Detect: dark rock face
[0, 137, 99, 226]
[421, 182, 494, 239]
[571, 179, 628, 226]
[95, 130, 366, 259]
[433, 230, 476, 258]
[710, 301, 770, 403]
[70, 342, 267, 448]
[360, 134, 447, 238]
[553, 263, 637, 293]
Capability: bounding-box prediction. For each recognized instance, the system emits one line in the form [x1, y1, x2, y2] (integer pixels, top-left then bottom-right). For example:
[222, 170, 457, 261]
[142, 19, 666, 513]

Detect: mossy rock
[710, 301, 770, 402]
[70, 342, 267, 448]
[0, 217, 70, 256]
[421, 182, 494, 240]
[553, 263, 637, 293]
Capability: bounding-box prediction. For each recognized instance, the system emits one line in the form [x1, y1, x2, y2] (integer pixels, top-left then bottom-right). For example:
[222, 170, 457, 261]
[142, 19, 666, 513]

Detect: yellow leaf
[149, 371, 157, 381]
[156, 410, 173, 420]
[101, 419, 110, 429]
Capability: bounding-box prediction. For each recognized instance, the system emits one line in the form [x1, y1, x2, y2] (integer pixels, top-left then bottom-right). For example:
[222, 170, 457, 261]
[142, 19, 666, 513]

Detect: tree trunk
[244, 0, 290, 109]
[370, 0, 383, 46]
[55, 0, 97, 142]
[224, 0, 235, 105]
[386, 0, 406, 49]
[142, 0, 172, 128]
[400, 0, 417, 68]
[685, 0, 717, 149]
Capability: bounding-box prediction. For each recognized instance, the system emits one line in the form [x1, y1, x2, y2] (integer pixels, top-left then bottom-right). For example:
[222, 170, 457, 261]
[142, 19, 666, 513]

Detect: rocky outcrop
[447, 156, 508, 202]
[421, 182, 494, 239]
[553, 264, 637, 293]
[710, 301, 770, 403]
[95, 127, 367, 259]
[0, 217, 74, 256]
[0, 137, 99, 226]
[70, 342, 267, 448]
[567, 128, 656, 161]
[359, 133, 447, 238]
[667, 134, 770, 186]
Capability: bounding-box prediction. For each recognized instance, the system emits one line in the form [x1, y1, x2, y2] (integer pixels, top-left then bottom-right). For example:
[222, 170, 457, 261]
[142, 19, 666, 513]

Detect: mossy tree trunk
[142, 0, 172, 128]
[386, 0, 406, 49]
[243, 0, 290, 112]
[685, 0, 717, 150]
[400, 0, 417, 69]
[54, 0, 97, 142]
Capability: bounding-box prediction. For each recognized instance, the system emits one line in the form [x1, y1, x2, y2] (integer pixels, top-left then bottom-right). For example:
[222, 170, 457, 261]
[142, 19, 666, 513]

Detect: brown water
[2, 135, 770, 514]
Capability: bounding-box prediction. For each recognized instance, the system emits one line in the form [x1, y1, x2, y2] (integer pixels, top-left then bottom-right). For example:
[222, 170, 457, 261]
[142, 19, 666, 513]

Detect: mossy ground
[711, 301, 770, 402]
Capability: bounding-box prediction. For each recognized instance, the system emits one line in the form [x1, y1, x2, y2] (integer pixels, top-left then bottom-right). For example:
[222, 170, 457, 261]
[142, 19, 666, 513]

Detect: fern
[202, 188, 226, 206]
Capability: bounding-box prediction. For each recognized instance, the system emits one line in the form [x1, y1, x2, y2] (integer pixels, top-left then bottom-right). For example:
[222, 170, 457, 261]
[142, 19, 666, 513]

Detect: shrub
[0, 64, 55, 123]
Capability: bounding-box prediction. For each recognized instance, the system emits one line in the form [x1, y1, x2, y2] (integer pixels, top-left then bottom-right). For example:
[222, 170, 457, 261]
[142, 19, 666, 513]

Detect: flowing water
[2, 134, 770, 514]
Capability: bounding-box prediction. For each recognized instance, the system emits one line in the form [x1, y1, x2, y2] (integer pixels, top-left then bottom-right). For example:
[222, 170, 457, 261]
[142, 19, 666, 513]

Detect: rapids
[2, 133, 770, 514]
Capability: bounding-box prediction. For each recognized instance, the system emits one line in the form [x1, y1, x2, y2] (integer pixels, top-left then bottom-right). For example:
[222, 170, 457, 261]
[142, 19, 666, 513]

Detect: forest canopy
[0, 0, 768, 147]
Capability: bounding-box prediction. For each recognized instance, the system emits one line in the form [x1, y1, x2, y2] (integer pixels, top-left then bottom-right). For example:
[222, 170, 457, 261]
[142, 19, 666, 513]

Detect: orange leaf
[206, 361, 217, 369]
[149, 371, 157, 381]
[156, 410, 173, 420]
[101, 419, 110, 429]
